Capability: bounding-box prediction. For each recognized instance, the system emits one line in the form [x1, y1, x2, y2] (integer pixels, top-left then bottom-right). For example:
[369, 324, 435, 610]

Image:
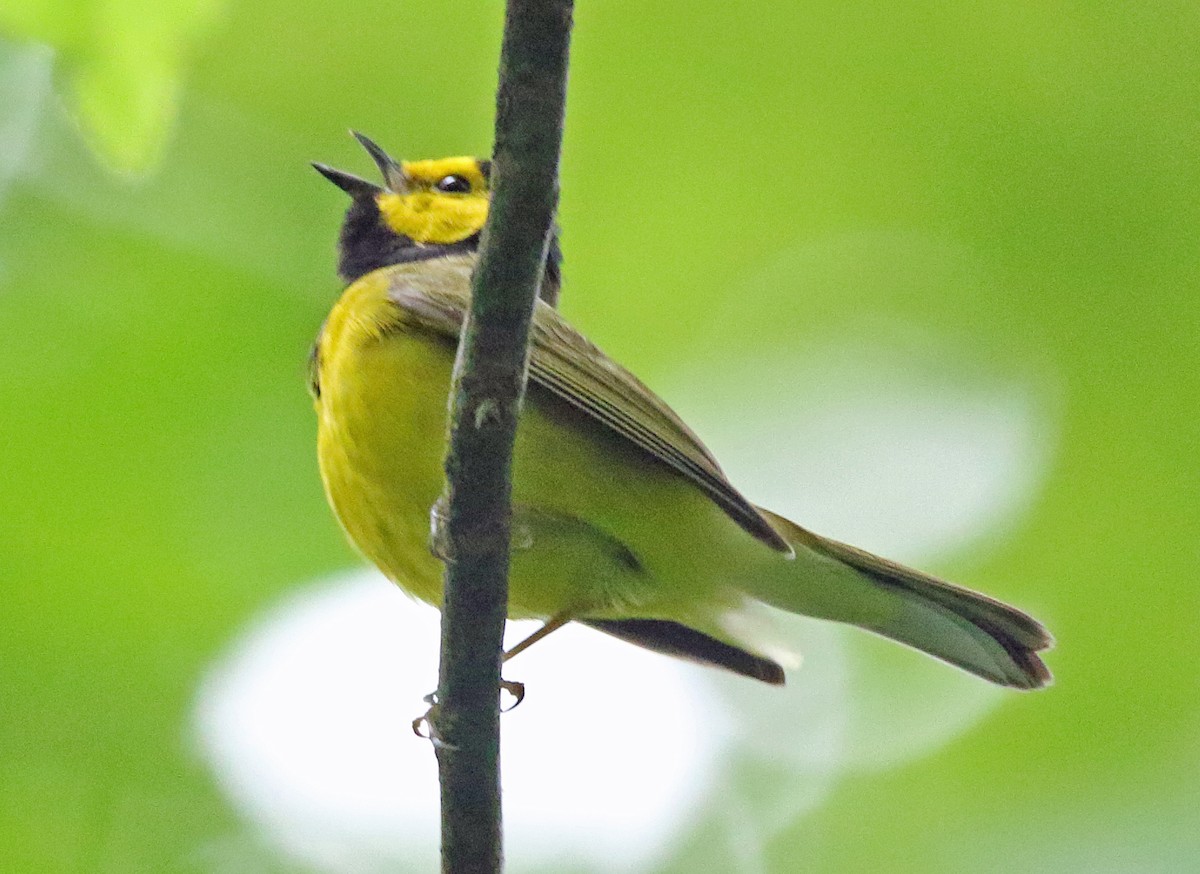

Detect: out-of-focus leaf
[0, 0, 224, 173]
[0, 41, 51, 204]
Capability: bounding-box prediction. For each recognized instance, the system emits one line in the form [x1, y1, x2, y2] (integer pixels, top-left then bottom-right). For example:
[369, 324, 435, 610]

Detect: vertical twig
[431, 2, 574, 873]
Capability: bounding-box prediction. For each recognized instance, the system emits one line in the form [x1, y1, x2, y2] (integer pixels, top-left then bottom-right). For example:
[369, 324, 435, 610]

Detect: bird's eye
[435, 175, 472, 194]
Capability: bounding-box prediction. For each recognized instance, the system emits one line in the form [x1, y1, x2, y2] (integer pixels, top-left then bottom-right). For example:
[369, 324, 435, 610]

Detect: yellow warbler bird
[310, 133, 1052, 689]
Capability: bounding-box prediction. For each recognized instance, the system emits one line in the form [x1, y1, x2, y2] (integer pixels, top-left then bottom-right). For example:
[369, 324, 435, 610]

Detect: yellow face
[314, 136, 503, 282]
[376, 157, 490, 245]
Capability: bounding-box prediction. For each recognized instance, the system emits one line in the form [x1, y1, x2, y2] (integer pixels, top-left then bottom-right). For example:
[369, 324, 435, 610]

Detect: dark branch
[431, 2, 574, 873]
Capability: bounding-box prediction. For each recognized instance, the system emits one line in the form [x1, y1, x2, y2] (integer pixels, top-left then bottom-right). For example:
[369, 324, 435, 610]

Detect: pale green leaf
[0, 0, 224, 173]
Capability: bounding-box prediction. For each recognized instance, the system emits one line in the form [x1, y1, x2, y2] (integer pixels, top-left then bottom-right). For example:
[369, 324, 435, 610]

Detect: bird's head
[313, 132, 493, 283]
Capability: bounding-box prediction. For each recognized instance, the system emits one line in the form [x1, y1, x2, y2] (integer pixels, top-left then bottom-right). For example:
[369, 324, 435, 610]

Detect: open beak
[311, 162, 382, 198]
[352, 131, 410, 193]
[312, 131, 411, 197]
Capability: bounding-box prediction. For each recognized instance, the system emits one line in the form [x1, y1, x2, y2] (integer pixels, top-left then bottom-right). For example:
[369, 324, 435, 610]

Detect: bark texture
[432, 2, 574, 872]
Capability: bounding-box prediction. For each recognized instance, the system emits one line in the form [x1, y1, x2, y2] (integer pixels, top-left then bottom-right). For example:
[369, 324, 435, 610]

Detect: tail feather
[755, 509, 1053, 690]
[583, 618, 786, 685]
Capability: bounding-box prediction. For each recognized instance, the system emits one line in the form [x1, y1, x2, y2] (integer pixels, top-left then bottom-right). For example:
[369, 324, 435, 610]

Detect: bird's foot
[412, 681, 525, 743]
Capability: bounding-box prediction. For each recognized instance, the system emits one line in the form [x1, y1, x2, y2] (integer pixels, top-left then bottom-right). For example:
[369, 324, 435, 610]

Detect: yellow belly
[314, 265, 754, 623]
[317, 325, 451, 606]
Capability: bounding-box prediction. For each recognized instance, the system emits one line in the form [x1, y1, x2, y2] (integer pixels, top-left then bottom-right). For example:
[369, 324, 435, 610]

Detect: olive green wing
[528, 308, 790, 552]
[390, 273, 791, 553]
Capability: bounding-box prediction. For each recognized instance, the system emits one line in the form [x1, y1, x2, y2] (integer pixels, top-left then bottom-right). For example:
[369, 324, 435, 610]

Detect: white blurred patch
[668, 342, 1051, 564]
[193, 573, 1020, 871]
[193, 572, 728, 873]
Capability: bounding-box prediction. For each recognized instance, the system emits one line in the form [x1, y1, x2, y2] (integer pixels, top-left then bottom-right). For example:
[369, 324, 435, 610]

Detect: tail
[582, 618, 786, 685]
[751, 509, 1053, 690]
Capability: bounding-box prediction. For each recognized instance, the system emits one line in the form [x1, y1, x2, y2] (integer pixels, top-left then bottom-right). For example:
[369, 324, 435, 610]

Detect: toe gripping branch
[412, 679, 526, 746]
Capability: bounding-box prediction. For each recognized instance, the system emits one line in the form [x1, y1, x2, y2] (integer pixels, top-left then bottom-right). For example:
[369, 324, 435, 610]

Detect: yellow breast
[313, 255, 732, 621]
[314, 261, 467, 604]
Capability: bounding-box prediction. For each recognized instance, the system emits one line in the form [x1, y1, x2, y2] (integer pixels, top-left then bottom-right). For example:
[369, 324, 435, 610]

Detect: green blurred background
[2, 2, 1197, 871]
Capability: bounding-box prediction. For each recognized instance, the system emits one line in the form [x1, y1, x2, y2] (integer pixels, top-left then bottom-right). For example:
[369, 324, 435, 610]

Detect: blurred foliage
[0, 0, 223, 173]
[1, 1, 1198, 872]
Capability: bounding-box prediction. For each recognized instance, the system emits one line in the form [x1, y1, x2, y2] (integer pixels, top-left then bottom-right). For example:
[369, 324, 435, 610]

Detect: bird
[309, 132, 1052, 690]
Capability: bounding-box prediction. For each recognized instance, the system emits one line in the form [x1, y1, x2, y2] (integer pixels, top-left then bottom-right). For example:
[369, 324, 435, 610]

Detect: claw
[500, 678, 526, 711]
[412, 712, 433, 739]
[412, 690, 458, 749]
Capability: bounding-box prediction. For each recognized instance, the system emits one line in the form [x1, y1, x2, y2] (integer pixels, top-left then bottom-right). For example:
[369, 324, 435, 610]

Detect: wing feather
[388, 270, 791, 553]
